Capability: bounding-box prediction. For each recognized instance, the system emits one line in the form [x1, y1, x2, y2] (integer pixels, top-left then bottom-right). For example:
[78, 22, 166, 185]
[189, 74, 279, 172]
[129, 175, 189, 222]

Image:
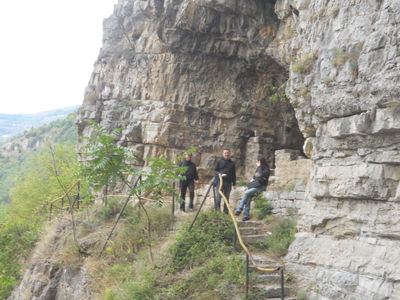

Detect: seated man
[235, 157, 269, 221]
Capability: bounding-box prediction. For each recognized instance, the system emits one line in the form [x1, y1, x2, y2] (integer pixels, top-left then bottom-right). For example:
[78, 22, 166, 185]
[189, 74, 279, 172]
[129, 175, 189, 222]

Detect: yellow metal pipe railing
[217, 174, 280, 273]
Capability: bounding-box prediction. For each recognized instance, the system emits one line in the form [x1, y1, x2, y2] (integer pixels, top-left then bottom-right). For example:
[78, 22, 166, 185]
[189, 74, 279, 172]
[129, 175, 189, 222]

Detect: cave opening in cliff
[77, 0, 305, 180]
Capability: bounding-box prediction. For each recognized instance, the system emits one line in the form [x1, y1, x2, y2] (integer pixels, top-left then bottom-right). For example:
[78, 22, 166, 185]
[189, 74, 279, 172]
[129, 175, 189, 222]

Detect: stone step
[253, 285, 291, 298]
[242, 234, 270, 245]
[268, 296, 297, 300]
[244, 254, 276, 265]
[239, 227, 270, 235]
[253, 273, 281, 284]
[238, 220, 265, 228]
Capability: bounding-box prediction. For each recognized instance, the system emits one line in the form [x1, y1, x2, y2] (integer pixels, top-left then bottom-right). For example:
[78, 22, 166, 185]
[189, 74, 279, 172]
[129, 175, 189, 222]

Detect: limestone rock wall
[272, 0, 400, 299]
[266, 149, 312, 217]
[72, 0, 400, 299]
[77, 0, 304, 180]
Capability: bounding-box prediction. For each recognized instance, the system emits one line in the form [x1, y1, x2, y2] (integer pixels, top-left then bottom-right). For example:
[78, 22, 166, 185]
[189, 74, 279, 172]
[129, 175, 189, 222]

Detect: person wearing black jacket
[214, 149, 236, 214]
[179, 153, 199, 211]
[235, 157, 270, 221]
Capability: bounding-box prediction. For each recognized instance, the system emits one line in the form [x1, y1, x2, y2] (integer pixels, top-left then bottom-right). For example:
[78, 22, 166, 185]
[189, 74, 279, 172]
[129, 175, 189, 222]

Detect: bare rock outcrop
[272, 0, 400, 299]
[7, 221, 93, 300]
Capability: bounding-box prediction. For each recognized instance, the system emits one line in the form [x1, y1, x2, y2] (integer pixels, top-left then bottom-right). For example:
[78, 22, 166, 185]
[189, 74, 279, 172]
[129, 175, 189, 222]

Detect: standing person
[235, 157, 270, 221]
[214, 149, 236, 214]
[179, 153, 199, 211]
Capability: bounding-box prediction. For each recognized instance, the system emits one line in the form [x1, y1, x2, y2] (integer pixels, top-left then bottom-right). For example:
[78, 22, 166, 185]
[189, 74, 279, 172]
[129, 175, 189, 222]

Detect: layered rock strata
[61, 0, 400, 299]
[77, 0, 304, 180]
[272, 0, 400, 299]
[266, 149, 312, 217]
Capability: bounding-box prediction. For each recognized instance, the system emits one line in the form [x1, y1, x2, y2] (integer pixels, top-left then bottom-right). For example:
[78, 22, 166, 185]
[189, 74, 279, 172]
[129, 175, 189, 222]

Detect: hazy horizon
[0, 0, 115, 115]
[0, 105, 80, 116]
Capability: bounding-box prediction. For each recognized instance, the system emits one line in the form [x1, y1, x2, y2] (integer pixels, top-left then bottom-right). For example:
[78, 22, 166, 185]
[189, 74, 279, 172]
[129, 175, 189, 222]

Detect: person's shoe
[188, 205, 194, 210]
[235, 211, 241, 216]
[180, 207, 185, 212]
[242, 216, 250, 221]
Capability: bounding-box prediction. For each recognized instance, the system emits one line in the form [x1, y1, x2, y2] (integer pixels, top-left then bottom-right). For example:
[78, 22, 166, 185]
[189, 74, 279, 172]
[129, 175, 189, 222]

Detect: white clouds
[0, 0, 116, 114]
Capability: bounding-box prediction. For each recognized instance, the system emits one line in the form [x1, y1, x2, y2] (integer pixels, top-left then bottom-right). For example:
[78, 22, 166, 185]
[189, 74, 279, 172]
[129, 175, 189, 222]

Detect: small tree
[79, 123, 137, 205]
[133, 156, 188, 202]
[84, 124, 192, 263]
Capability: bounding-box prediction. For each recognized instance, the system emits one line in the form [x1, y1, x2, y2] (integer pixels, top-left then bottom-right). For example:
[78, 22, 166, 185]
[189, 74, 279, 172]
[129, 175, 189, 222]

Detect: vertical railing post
[280, 268, 285, 300]
[49, 204, 53, 221]
[99, 176, 141, 256]
[212, 184, 216, 211]
[232, 225, 237, 249]
[188, 181, 213, 232]
[246, 253, 249, 300]
[172, 181, 175, 217]
[104, 184, 108, 207]
[138, 176, 142, 217]
[77, 181, 81, 209]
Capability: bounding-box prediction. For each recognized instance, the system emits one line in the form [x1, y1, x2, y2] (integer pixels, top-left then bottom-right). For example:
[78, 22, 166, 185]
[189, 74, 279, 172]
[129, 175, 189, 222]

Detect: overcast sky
[0, 0, 116, 114]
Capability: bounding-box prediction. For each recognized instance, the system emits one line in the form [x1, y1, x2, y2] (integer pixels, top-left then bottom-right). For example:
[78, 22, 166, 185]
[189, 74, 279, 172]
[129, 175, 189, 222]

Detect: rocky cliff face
[76, 0, 304, 179]
[8, 221, 93, 300]
[10, 0, 397, 299]
[272, 0, 400, 299]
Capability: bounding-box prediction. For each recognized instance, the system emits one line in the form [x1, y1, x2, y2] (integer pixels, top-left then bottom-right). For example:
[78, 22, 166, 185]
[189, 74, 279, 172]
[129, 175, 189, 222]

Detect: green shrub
[102, 210, 244, 300]
[253, 194, 273, 220]
[162, 255, 244, 300]
[259, 219, 297, 256]
[103, 205, 174, 262]
[95, 198, 124, 221]
[119, 268, 158, 300]
[169, 211, 234, 271]
[0, 143, 88, 298]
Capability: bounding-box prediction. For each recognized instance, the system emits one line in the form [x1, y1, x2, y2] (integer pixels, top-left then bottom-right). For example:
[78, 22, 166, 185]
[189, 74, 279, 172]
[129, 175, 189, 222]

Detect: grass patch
[297, 86, 311, 101]
[253, 193, 273, 220]
[258, 219, 297, 256]
[169, 211, 234, 271]
[298, 290, 309, 300]
[292, 52, 317, 74]
[283, 183, 296, 191]
[322, 77, 333, 85]
[236, 180, 247, 187]
[95, 198, 127, 221]
[331, 47, 350, 67]
[98, 210, 245, 300]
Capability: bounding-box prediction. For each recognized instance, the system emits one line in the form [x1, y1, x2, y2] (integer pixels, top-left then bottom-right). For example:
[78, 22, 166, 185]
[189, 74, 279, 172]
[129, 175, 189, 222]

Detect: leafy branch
[79, 123, 137, 205]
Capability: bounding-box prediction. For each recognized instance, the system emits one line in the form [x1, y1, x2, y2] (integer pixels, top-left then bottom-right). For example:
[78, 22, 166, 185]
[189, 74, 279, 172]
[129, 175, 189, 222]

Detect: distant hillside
[0, 106, 79, 141]
[0, 113, 78, 204]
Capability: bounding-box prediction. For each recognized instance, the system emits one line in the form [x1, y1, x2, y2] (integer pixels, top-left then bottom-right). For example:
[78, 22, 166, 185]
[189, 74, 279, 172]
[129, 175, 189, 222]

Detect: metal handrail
[47, 180, 80, 205]
[99, 175, 142, 256]
[188, 179, 214, 232]
[217, 174, 280, 273]
[47, 181, 82, 220]
[216, 174, 285, 300]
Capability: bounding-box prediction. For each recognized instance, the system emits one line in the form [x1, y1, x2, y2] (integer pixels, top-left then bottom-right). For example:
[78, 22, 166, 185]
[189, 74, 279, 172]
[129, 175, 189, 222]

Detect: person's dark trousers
[180, 180, 195, 210]
[214, 181, 232, 214]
